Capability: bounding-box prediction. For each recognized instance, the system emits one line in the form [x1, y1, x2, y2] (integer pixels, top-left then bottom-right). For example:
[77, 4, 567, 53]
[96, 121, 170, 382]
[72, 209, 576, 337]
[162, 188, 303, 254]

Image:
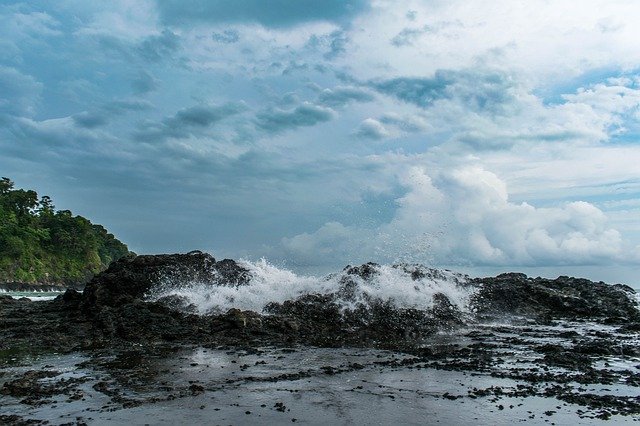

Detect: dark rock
[81, 252, 250, 312]
[1, 370, 61, 398]
[471, 273, 639, 321]
[0, 253, 638, 355]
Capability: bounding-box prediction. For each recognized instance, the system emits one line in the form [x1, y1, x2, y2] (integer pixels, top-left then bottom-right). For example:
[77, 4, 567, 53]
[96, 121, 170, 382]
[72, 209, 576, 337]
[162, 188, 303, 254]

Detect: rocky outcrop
[1, 252, 638, 353]
[471, 272, 639, 323]
[81, 251, 249, 311]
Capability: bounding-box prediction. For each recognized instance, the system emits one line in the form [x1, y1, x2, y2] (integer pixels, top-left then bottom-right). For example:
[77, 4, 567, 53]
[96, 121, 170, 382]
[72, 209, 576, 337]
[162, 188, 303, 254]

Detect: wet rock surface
[1, 252, 639, 423]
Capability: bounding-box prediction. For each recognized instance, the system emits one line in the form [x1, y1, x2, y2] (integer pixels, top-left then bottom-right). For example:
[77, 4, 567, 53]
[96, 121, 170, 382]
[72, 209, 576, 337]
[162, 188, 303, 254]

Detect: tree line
[0, 177, 130, 285]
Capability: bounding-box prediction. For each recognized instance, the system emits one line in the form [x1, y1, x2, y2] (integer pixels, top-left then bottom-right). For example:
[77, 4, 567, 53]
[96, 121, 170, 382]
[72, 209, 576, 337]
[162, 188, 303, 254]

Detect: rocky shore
[1, 251, 639, 423]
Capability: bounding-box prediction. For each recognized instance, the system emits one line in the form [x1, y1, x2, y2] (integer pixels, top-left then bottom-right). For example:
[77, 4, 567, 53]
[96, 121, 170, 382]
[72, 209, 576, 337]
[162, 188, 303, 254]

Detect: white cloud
[280, 164, 638, 268]
[345, 0, 640, 82]
[75, 0, 159, 40]
[2, 1, 640, 281]
[355, 118, 390, 140]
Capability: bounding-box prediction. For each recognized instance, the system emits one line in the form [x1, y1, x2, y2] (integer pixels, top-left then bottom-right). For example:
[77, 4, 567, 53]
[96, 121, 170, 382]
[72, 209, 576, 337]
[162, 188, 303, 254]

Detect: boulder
[81, 251, 249, 311]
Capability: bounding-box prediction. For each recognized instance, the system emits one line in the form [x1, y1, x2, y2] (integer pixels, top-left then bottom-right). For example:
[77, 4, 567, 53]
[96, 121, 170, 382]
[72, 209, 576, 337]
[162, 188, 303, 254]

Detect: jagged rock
[81, 251, 249, 311]
[1, 253, 638, 353]
[471, 273, 639, 322]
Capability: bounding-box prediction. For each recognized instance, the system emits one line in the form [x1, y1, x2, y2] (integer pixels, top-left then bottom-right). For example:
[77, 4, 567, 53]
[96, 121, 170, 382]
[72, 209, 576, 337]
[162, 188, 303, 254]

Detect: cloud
[355, 118, 389, 140]
[211, 29, 240, 44]
[316, 86, 375, 107]
[71, 98, 155, 129]
[156, 0, 369, 28]
[255, 102, 335, 133]
[135, 102, 248, 141]
[131, 70, 159, 94]
[0, 8, 62, 49]
[371, 69, 517, 113]
[362, 71, 640, 153]
[0, 66, 42, 117]
[280, 165, 637, 268]
[379, 113, 429, 133]
[3, 0, 640, 283]
[306, 30, 349, 60]
[391, 27, 427, 47]
[104, 99, 155, 114]
[136, 29, 180, 62]
[280, 222, 366, 265]
[391, 21, 462, 47]
[72, 111, 108, 129]
[3, 116, 121, 162]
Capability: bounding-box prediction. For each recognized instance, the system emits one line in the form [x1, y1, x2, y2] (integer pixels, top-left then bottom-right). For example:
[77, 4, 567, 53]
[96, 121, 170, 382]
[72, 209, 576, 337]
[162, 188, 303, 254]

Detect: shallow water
[1, 319, 638, 425]
[0, 290, 64, 301]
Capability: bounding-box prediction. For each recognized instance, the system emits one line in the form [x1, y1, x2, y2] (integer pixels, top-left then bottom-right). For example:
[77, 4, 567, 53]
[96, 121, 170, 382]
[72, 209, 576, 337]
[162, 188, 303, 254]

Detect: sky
[1, 0, 640, 284]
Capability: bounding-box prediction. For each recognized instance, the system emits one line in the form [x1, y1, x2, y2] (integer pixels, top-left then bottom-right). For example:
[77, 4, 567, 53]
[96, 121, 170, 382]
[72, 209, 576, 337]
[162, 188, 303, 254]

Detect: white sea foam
[2, 290, 64, 301]
[148, 259, 475, 315]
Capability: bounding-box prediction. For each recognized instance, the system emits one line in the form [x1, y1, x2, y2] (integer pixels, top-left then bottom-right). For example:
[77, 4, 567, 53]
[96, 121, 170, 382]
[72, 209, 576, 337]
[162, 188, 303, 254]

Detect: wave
[147, 259, 475, 315]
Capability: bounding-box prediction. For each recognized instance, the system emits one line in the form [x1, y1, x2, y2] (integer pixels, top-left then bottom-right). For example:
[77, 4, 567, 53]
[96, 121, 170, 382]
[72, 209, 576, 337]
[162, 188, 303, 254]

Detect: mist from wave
[147, 259, 475, 315]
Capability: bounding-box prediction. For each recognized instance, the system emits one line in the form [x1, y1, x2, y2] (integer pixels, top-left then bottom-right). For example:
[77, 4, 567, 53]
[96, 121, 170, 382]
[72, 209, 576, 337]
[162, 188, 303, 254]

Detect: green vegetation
[0, 177, 130, 285]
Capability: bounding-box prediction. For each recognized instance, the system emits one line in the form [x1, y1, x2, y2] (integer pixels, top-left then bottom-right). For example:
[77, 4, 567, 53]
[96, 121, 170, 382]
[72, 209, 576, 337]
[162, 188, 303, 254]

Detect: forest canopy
[0, 177, 130, 285]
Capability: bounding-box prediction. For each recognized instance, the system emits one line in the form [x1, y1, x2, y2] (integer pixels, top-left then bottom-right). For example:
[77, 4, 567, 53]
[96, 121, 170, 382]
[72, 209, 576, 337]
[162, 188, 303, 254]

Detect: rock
[81, 252, 249, 311]
[1, 252, 638, 354]
[471, 273, 639, 321]
[1, 370, 61, 398]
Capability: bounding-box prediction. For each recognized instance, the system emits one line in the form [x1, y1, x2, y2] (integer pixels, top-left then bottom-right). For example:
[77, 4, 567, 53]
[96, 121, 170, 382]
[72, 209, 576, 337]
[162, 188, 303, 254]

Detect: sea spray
[147, 258, 475, 315]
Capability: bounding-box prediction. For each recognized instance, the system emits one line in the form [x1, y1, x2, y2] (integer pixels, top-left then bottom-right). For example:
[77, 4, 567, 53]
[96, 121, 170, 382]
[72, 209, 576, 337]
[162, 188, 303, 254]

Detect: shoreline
[0, 283, 82, 293]
[1, 252, 639, 423]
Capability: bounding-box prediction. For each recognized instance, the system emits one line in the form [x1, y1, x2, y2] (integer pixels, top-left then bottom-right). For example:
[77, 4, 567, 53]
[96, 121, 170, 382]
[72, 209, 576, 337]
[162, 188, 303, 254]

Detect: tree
[0, 178, 130, 285]
[0, 177, 14, 194]
[38, 195, 55, 216]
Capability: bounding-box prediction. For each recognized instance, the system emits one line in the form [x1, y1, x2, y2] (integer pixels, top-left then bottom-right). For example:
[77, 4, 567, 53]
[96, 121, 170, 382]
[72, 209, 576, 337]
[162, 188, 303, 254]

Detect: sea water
[0, 289, 64, 301]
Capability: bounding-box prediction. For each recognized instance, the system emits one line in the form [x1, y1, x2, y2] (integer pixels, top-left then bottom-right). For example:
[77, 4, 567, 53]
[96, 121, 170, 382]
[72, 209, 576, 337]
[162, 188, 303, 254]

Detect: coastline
[1, 253, 639, 423]
[0, 282, 82, 293]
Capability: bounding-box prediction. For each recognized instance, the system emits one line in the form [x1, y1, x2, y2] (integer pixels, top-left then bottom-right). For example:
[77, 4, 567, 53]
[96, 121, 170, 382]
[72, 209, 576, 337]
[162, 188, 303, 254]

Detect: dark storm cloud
[135, 102, 248, 141]
[255, 103, 335, 133]
[156, 0, 370, 28]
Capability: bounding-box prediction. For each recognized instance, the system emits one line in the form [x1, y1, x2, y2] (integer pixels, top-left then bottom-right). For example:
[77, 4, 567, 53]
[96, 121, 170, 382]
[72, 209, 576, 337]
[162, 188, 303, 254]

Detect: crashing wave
[70, 251, 640, 347]
[147, 259, 475, 317]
